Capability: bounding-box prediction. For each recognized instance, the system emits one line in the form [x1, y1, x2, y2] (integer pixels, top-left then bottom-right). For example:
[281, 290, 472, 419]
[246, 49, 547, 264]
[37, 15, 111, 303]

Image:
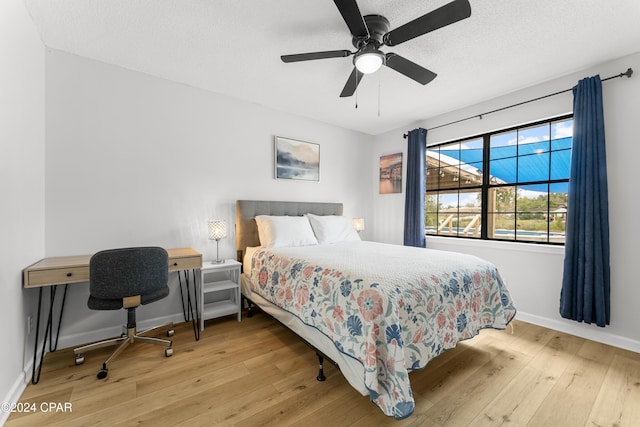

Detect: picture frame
[274, 136, 320, 182]
[379, 152, 403, 194]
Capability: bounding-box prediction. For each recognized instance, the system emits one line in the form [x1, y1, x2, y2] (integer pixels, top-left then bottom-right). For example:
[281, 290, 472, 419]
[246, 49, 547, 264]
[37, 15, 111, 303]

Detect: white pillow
[306, 213, 361, 244]
[254, 215, 318, 248]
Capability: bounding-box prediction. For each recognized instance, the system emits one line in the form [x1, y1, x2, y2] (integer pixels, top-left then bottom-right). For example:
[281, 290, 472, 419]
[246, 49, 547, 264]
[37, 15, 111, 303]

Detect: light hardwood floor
[7, 313, 640, 426]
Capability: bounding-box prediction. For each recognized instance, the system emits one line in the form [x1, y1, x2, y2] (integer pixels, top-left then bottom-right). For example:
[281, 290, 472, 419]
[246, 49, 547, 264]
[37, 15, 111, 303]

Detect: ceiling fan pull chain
[378, 70, 381, 117]
[355, 69, 359, 109]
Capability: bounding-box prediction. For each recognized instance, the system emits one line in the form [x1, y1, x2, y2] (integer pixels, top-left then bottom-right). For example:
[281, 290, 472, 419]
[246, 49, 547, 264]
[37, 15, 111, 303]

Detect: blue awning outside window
[436, 136, 572, 192]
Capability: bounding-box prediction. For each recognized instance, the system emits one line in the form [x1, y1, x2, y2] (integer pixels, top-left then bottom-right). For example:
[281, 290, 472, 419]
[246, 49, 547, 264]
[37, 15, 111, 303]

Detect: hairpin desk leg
[177, 269, 200, 341]
[31, 284, 68, 384]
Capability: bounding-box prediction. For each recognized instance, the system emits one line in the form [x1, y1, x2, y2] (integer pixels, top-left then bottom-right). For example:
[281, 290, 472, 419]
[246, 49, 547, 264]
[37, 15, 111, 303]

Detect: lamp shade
[352, 218, 365, 232]
[208, 220, 227, 240]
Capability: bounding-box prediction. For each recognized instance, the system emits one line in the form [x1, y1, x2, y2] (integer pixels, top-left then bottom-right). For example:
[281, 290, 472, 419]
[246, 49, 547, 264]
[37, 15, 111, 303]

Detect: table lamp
[208, 219, 227, 264]
[352, 218, 365, 233]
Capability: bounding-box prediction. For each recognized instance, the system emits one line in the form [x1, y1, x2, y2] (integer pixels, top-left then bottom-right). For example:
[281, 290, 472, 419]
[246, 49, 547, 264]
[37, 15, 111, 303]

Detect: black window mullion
[512, 186, 517, 242]
[481, 134, 490, 240]
[547, 124, 552, 243]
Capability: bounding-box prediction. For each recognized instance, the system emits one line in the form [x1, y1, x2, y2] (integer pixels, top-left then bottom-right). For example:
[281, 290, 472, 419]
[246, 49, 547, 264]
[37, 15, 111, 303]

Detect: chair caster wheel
[75, 354, 84, 365]
[167, 329, 174, 337]
[97, 365, 108, 380]
[165, 347, 173, 357]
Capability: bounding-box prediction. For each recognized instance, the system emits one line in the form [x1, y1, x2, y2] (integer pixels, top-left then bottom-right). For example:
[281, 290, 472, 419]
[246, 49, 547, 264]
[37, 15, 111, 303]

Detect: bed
[236, 200, 516, 419]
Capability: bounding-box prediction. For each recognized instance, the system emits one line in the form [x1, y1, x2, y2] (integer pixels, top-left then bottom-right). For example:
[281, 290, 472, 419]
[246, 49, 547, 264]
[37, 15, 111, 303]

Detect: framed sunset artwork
[379, 153, 403, 194]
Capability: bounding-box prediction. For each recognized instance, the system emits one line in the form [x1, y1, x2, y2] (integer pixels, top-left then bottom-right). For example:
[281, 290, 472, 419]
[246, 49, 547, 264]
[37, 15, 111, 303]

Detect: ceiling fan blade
[340, 68, 364, 97]
[281, 50, 352, 63]
[385, 53, 437, 85]
[384, 0, 471, 47]
[333, 0, 369, 38]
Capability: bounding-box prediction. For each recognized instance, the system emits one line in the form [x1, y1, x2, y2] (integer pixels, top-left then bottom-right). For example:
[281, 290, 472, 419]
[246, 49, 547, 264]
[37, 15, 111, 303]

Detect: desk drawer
[27, 267, 89, 287]
[169, 255, 202, 272]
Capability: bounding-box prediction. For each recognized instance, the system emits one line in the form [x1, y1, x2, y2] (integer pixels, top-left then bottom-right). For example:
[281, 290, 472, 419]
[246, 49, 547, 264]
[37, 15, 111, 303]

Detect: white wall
[0, 0, 46, 421]
[44, 50, 374, 348]
[371, 52, 640, 351]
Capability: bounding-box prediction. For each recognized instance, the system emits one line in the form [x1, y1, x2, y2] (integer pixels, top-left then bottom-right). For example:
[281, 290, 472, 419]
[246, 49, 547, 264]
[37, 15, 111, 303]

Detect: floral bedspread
[249, 241, 516, 419]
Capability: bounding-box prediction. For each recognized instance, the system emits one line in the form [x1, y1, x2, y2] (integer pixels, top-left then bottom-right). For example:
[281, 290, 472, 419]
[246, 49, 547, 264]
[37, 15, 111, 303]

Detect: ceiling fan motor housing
[352, 14, 390, 49]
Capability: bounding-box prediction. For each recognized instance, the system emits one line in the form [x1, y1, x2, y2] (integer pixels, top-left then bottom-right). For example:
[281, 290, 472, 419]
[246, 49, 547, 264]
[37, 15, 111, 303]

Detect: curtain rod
[403, 67, 633, 138]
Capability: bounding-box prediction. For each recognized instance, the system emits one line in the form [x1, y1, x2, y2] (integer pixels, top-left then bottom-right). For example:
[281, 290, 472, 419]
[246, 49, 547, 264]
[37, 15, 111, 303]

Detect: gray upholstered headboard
[235, 200, 343, 261]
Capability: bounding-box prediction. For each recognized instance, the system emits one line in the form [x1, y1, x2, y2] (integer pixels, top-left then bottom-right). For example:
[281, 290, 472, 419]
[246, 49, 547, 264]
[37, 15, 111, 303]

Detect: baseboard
[1, 372, 29, 426]
[515, 311, 640, 353]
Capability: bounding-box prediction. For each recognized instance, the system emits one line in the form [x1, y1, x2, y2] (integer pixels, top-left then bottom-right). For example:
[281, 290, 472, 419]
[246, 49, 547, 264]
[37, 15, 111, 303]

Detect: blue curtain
[403, 128, 427, 247]
[560, 75, 610, 327]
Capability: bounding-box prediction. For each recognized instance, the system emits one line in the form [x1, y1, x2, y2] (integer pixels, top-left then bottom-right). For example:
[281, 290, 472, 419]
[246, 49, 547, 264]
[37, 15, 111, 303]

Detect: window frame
[426, 114, 573, 245]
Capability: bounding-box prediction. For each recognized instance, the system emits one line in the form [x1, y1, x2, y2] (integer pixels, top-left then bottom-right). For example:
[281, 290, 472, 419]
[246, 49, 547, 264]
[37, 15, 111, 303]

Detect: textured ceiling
[24, 0, 640, 135]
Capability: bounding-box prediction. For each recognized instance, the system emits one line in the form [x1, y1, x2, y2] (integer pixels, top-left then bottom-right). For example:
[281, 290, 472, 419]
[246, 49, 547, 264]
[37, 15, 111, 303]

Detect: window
[426, 115, 572, 244]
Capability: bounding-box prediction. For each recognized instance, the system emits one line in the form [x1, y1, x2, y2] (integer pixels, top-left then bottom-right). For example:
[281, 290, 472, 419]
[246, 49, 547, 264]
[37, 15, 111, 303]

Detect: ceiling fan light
[354, 50, 384, 74]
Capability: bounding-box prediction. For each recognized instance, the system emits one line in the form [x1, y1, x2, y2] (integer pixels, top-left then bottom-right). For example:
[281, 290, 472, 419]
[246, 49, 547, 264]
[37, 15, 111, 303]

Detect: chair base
[73, 322, 174, 379]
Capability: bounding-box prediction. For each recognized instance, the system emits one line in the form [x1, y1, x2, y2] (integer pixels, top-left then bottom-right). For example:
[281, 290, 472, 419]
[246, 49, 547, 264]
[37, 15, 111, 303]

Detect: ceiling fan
[281, 0, 472, 97]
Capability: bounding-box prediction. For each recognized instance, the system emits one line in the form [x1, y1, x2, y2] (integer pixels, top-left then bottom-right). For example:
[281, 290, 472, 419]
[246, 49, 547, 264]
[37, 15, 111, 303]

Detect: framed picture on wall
[379, 153, 403, 194]
[274, 136, 320, 182]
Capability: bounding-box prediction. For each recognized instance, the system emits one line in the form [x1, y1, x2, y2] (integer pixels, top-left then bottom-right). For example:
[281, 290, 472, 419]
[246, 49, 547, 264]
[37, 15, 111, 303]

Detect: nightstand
[200, 259, 241, 330]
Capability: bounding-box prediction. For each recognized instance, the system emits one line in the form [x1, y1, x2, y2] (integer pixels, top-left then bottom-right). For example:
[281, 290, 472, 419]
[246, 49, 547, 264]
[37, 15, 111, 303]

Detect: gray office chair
[73, 247, 174, 379]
